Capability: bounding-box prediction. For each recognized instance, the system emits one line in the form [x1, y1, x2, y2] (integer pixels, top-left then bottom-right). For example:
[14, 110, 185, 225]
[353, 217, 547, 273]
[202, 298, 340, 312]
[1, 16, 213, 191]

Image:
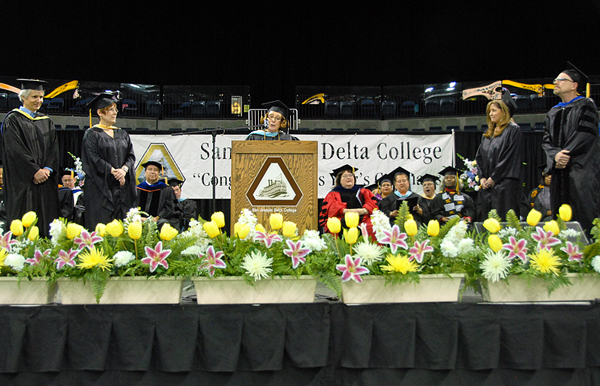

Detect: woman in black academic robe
[476, 93, 523, 221]
[81, 93, 136, 230]
[246, 100, 299, 141]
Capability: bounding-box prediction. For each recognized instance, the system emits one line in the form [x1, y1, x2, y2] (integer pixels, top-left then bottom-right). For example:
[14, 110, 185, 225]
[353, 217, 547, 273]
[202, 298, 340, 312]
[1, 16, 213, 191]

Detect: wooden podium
[231, 141, 318, 233]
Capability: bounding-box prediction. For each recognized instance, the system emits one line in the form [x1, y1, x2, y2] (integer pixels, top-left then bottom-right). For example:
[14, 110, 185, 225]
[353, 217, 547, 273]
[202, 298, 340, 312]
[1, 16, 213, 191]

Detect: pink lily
[561, 242, 583, 261]
[55, 248, 78, 269]
[198, 246, 227, 276]
[283, 239, 311, 269]
[531, 227, 561, 251]
[73, 230, 103, 250]
[25, 249, 50, 266]
[336, 254, 370, 283]
[408, 239, 434, 263]
[502, 236, 529, 263]
[378, 225, 408, 254]
[254, 231, 283, 248]
[141, 241, 171, 272]
[0, 232, 18, 252]
[359, 223, 369, 238]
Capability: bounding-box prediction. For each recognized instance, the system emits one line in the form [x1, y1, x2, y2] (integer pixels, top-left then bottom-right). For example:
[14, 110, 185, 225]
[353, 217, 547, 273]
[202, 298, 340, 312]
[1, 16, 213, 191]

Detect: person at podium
[246, 100, 299, 141]
[319, 164, 378, 236]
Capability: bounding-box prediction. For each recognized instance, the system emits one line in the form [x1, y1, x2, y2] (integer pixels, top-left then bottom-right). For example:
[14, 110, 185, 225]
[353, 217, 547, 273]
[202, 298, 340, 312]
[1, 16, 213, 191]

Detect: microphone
[264, 118, 270, 129]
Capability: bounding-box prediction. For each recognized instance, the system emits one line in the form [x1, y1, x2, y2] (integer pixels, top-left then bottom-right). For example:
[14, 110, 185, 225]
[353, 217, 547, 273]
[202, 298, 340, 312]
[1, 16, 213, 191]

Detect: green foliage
[487, 209, 502, 222]
[505, 210, 522, 232]
[393, 201, 412, 231]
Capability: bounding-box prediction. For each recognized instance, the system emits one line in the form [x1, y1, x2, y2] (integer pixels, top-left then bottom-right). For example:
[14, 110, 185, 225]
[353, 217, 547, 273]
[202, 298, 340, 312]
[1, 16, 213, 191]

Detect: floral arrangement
[67, 152, 86, 188]
[457, 153, 479, 192]
[328, 202, 475, 288]
[188, 209, 338, 290]
[463, 206, 600, 295]
[2, 208, 197, 302]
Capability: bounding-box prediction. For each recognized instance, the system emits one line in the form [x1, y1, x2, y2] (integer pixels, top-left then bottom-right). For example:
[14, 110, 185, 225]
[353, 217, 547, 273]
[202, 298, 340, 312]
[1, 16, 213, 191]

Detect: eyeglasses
[341, 174, 354, 179]
[267, 114, 282, 121]
[554, 77, 574, 83]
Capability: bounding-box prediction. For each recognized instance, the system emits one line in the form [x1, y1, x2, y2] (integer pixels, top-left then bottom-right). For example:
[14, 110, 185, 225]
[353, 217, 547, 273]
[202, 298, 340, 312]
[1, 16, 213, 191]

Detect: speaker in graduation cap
[246, 100, 299, 141]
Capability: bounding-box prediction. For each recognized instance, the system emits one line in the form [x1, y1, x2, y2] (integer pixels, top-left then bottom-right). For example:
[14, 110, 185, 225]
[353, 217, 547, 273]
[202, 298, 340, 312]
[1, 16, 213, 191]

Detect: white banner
[131, 133, 455, 199]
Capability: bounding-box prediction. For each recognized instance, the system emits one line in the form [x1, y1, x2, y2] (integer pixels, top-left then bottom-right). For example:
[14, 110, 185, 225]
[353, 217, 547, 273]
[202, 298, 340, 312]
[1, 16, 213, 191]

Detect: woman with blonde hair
[475, 91, 523, 220]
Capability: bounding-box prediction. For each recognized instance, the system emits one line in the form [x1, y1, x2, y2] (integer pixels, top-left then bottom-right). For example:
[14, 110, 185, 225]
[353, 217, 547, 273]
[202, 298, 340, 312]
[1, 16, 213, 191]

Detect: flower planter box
[340, 274, 465, 304]
[481, 273, 600, 302]
[0, 277, 57, 305]
[58, 276, 184, 304]
[192, 275, 317, 304]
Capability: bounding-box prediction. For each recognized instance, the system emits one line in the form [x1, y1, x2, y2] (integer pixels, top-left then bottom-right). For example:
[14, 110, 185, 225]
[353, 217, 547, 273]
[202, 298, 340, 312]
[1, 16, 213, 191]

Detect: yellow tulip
[21, 211, 37, 227]
[345, 211, 359, 228]
[234, 222, 250, 239]
[95, 223, 107, 237]
[203, 221, 220, 238]
[211, 212, 225, 228]
[327, 217, 342, 234]
[66, 223, 83, 239]
[270, 213, 283, 230]
[427, 220, 440, 237]
[527, 209, 542, 227]
[483, 218, 501, 234]
[282, 221, 297, 238]
[344, 227, 359, 244]
[127, 221, 142, 240]
[543, 220, 560, 236]
[10, 220, 24, 236]
[488, 234, 503, 252]
[404, 219, 418, 236]
[27, 226, 39, 241]
[106, 220, 124, 237]
[558, 204, 572, 222]
[255, 223, 266, 233]
[160, 223, 179, 241]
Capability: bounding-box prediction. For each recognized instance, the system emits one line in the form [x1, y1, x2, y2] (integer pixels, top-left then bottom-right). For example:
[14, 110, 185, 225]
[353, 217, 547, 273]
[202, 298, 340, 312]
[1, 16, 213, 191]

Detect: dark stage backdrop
[58, 130, 546, 232]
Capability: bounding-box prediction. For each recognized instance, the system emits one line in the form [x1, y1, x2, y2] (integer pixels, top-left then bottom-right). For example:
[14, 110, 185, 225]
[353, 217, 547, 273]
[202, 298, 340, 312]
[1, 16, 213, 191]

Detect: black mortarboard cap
[501, 88, 517, 117]
[417, 173, 440, 185]
[168, 178, 184, 187]
[262, 100, 290, 121]
[365, 173, 393, 191]
[61, 168, 75, 177]
[84, 92, 119, 112]
[330, 164, 357, 178]
[438, 166, 460, 176]
[17, 78, 47, 91]
[388, 166, 412, 181]
[142, 160, 163, 169]
[563, 61, 588, 95]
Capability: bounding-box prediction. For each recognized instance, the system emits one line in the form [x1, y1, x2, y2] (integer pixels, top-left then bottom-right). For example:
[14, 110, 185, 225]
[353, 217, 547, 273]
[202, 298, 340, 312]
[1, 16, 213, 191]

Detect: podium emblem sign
[247, 157, 303, 206]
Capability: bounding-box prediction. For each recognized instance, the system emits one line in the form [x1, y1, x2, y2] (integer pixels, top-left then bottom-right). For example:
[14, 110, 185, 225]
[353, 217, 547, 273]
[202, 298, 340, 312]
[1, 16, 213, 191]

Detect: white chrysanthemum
[49, 219, 65, 245]
[458, 238, 475, 255]
[5, 253, 25, 271]
[558, 228, 581, 240]
[498, 227, 517, 239]
[440, 240, 458, 258]
[301, 230, 327, 252]
[182, 245, 204, 256]
[480, 250, 511, 283]
[371, 209, 392, 241]
[353, 241, 383, 265]
[113, 251, 135, 267]
[181, 220, 209, 239]
[592, 256, 600, 273]
[241, 250, 273, 280]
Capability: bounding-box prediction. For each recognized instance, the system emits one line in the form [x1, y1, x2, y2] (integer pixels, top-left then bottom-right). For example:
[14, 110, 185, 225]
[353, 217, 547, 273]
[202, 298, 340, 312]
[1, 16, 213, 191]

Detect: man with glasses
[541, 64, 600, 235]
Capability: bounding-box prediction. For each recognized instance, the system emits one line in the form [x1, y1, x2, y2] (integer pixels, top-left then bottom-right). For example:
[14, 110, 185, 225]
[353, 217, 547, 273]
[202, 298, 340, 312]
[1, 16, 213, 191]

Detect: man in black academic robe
[542, 65, 600, 234]
[169, 178, 197, 231]
[0, 79, 59, 237]
[134, 161, 180, 229]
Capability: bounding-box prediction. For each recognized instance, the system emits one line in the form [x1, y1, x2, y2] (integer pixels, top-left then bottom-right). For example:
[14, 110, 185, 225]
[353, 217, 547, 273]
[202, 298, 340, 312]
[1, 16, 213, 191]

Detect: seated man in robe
[169, 178, 197, 230]
[134, 161, 180, 229]
[431, 166, 475, 225]
[416, 173, 442, 224]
